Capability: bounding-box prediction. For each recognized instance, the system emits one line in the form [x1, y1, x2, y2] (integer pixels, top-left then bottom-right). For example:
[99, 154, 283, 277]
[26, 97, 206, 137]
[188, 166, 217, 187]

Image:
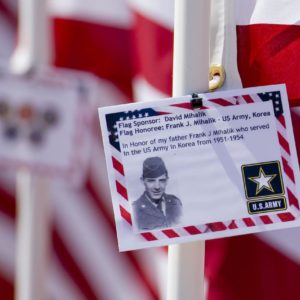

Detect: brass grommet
[209, 64, 226, 91]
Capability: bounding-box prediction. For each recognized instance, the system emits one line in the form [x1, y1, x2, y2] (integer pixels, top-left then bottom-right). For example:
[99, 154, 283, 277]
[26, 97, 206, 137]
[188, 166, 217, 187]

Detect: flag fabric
[0, 0, 166, 299]
[1, 0, 300, 299]
[206, 1, 300, 300]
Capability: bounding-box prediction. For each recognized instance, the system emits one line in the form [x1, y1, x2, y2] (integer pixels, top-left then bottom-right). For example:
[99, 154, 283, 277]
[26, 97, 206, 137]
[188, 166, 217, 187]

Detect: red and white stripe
[1, 0, 300, 299]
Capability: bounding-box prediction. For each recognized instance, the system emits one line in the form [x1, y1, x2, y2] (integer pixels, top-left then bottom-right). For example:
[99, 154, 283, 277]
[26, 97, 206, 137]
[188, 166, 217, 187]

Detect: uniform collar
[144, 192, 165, 206]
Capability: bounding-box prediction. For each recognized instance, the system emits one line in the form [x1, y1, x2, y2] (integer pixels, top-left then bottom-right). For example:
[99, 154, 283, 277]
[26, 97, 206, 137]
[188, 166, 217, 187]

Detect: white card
[0, 65, 97, 184]
[99, 84, 300, 251]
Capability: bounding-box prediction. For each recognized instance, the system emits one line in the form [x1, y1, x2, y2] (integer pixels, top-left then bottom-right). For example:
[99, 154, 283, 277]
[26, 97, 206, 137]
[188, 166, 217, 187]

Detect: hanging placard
[99, 84, 300, 251]
[0, 65, 96, 184]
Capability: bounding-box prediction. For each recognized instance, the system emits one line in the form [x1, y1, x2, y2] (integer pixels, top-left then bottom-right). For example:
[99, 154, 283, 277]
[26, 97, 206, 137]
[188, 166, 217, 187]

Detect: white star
[144, 112, 149, 117]
[249, 167, 277, 194]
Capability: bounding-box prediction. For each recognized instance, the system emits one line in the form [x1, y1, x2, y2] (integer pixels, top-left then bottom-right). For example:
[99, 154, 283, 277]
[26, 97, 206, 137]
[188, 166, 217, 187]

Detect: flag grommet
[209, 64, 226, 91]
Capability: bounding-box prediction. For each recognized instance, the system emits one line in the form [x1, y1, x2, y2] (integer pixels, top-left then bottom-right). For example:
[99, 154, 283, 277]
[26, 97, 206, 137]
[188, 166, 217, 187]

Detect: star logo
[248, 168, 277, 195]
[241, 161, 284, 200]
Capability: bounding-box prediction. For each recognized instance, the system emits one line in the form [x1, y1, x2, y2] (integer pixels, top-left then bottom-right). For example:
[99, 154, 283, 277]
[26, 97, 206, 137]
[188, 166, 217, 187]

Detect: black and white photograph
[132, 156, 183, 231]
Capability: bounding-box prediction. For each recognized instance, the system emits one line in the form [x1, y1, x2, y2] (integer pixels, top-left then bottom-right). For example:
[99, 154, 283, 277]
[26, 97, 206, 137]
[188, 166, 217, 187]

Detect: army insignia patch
[242, 161, 287, 214]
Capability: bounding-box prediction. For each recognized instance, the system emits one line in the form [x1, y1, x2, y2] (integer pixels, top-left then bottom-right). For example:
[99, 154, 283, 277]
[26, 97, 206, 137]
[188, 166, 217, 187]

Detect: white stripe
[148, 230, 167, 240]
[133, 76, 169, 102]
[110, 145, 123, 162]
[269, 213, 282, 224]
[276, 119, 288, 140]
[290, 205, 300, 216]
[134, 249, 167, 300]
[48, 0, 132, 29]
[235, 219, 247, 229]
[129, 0, 174, 30]
[285, 177, 297, 198]
[114, 170, 125, 186]
[252, 216, 263, 226]
[53, 185, 153, 300]
[197, 225, 210, 233]
[280, 149, 291, 166]
[235, 0, 300, 25]
[173, 227, 188, 237]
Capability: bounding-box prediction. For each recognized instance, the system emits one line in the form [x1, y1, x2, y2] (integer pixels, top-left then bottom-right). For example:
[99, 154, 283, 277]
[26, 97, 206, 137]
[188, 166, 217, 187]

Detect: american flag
[106, 109, 159, 151]
[1, 0, 300, 299]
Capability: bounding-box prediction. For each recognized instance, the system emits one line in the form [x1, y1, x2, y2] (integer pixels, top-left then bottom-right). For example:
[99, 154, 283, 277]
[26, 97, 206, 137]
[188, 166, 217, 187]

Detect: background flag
[0, 0, 300, 299]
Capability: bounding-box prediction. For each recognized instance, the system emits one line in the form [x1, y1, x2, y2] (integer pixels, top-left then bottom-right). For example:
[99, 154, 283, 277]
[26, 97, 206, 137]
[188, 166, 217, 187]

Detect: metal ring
[209, 64, 226, 91]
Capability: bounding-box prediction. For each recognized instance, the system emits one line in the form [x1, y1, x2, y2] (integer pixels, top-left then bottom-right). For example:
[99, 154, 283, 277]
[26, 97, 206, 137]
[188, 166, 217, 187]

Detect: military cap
[142, 157, 168, 178]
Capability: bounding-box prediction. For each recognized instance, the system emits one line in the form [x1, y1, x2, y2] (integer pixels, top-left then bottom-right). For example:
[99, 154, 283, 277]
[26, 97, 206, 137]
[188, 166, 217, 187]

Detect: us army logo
[241, 161, 287, 214]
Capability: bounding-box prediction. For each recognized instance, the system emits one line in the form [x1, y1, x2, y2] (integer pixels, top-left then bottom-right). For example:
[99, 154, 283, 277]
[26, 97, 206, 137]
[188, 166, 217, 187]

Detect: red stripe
[228, 220, 238, 229]
[0, 186, 16, 219]
[277, 212, 295, 222]
[0, 1, 17, 27]
[119, 205, 132, 225]
[237, 24, 300, 106]
[116, 181, 128, 200]
[208, 222, 227, 231]
[277, 132, 291, 155]
[141, 232, 158, 241]
[242, 95, 255, 103]
[277, 114, 286, 128]
[52, 228, 99, 300]
[112, 156, 124, 176]
[158, 111, 171, 115]
[209, 98, 234, 106]
[171, 103, 192, 110]
[242, 218, 256, 227]
[162, 229, 180, 238]
[259, 215, 273, 224]
[53, 18, 133, 97]
[282, 156, 295, 183]
[184, 226, 202, 235]
[0, 271, 14, 300]
[287, 188, 300, 209]
[132, 12, 173, 96]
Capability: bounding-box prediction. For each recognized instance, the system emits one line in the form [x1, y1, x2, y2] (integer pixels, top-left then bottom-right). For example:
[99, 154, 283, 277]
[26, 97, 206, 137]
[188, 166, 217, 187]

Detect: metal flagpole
[167, 0, 210, 299]
[10, 0, 51, 299]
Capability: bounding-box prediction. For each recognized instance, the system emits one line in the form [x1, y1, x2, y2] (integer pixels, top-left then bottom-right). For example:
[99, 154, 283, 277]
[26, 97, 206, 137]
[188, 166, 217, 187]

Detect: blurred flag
[1, 0, 300, 300]
[206, 1, 300, 300]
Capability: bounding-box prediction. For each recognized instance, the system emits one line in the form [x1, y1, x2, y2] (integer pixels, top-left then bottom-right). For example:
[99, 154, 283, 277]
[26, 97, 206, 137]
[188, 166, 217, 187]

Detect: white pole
[10, 0, 50, 73]
[15, 170, 50, 300]
[10, 0, 51, 300]
[167, 1, 210, 300]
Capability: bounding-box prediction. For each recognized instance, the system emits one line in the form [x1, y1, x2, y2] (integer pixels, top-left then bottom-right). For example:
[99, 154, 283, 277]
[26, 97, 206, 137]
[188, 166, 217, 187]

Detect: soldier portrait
[133, 156, 182, 231]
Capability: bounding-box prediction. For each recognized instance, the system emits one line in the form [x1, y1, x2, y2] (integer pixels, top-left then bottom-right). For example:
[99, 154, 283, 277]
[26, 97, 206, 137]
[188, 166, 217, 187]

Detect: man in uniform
[133, 156, 182, 230]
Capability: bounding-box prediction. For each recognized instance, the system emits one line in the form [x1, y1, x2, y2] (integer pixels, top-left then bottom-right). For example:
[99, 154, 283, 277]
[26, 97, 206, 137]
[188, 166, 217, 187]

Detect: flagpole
[10, 0, 51, 299]
[167, 1, 210, 300]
